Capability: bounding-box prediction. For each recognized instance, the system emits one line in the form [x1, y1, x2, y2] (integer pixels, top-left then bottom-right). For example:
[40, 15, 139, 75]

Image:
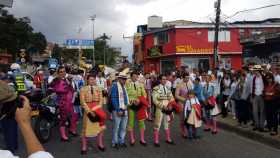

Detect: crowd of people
[1, 62, 280, 157]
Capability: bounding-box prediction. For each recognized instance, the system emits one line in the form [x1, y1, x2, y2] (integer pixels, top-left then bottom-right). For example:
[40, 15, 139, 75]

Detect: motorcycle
[30, 91, 59, 143]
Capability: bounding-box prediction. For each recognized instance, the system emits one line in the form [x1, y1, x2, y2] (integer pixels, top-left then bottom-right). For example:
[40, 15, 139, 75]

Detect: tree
[0, 9, 47, 60]
[29, 32, 47, 53]
[50, 36, 121, 67]
[93, 38, 121, 66]
[52, 43, 62, 59]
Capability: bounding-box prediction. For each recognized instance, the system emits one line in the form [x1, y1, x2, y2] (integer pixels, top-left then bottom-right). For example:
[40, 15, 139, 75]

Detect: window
[160, 59, 176, 74]
[239, 29, 245, 38]
[154, 31, 169, 46]
[251, 29, 262, 35]
[208, 30, 231, 42]
[154, 36, 159, 46]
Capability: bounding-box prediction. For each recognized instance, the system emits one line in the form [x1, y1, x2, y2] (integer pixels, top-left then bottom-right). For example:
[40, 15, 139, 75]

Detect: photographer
[0, 81, 53, 158]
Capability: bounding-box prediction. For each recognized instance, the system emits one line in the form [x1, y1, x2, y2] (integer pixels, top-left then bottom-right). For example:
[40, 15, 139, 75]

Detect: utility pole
[213, 0, 221, 68]
[78, 28, 82, 67]
[90, 15, 96, 66]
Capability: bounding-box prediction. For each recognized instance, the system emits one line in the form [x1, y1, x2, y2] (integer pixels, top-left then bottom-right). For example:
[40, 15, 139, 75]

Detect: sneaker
[119, 143, 127, 148]
[111, 144, 119, 149]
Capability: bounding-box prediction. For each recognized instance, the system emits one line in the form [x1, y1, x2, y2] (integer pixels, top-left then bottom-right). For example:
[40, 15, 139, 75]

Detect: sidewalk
[217, 115, 280, 149]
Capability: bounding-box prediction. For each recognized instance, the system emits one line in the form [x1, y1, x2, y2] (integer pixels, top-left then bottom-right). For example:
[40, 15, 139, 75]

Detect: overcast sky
[7, 0, 280, 60]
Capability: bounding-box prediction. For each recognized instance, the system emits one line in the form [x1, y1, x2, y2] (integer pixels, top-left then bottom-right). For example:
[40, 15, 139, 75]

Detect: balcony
[147, 46, 163, 58]
[240, 31, 280, 44]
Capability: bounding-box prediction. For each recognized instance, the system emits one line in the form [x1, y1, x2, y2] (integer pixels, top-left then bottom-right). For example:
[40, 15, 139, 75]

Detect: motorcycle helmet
[10, 63, 21, 71]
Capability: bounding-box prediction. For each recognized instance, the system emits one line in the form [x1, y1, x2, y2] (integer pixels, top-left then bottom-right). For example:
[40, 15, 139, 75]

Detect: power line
[226, 3, 280, 20]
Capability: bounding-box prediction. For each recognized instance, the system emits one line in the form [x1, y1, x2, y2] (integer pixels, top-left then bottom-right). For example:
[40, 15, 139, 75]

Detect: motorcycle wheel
[35, 117, 52, 143]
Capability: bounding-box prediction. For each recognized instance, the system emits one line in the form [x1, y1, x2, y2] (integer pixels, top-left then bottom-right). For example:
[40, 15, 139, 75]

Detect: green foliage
[148, 47, 161, 57]
[0, 9, 47, 59]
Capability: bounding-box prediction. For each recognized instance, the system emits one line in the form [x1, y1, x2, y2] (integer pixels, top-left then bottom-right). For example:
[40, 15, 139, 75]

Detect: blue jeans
[112, 110, 128, 145]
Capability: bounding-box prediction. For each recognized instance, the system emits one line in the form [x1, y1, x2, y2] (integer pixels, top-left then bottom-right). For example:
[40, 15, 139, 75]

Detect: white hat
[249, 65, 263, 71]
[10, 63, 20, 70]
[117, 68, 129, 79]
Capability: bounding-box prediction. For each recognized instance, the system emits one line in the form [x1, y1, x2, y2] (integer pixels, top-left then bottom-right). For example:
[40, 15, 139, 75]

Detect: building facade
[239, 19, 280, 69]
[134, 17, 280, 73]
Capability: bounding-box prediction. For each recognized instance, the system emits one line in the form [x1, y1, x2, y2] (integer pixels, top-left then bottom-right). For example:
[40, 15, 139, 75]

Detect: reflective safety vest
[14, 73, 27, 93]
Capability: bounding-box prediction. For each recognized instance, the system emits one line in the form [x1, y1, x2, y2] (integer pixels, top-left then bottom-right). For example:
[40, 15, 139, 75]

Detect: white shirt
[246, 73, 254, 91]
[275, 74, 280, 84]
[253, 76, 264, 96]
[212, 79, 220, 97]
[190, 73, 196, 81]
[172, 78, 182, 88]
[144, 79, 152, 90]
[96, 77, 107, 90]
[187, 80, 194, 90]
[184, 97, 200, 117]
[223, 79, 231, 96]
[0, 150, 53, 158]
[229, 81, 238, 97]
[165, 80, 172, 90]
[200, 81, 206, 88]
[217, 71, 224, 79]
[48, 75, 55, 84]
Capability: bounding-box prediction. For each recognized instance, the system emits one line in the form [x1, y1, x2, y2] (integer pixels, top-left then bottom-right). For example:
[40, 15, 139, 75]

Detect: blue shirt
[110, 82, 128, 112]
[193, 83, 205, 101]
[203, 83, 215, 99]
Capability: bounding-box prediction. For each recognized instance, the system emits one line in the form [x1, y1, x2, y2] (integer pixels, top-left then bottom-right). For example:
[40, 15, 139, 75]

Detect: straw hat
[117, 68, 129, 79]
[0, 81, 17, 104]
[249, 65, 264, 71]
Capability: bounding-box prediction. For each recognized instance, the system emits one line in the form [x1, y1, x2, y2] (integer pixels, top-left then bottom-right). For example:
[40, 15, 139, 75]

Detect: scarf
[117, 82, 129, 110]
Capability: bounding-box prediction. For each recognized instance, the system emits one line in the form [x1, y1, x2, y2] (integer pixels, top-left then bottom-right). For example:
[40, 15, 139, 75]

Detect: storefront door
[181, 57, 210, 72]
[160, 59, 176, 74]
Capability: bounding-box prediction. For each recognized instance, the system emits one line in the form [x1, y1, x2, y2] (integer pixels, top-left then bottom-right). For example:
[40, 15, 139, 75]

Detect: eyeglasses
[59, 71, 65, 73]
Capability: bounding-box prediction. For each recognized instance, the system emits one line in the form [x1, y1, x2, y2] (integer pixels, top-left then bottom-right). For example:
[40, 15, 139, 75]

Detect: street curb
[218, 121, 280, 150]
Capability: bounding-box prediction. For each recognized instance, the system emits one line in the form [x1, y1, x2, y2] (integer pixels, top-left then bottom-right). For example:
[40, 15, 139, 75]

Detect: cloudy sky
[7, 0, 280, 60]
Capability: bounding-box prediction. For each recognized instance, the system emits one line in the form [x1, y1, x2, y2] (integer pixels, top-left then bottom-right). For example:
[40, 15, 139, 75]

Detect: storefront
[181, 56, 210, 72]
[139, 19, 280, 73]
[160, 58, 176, 74]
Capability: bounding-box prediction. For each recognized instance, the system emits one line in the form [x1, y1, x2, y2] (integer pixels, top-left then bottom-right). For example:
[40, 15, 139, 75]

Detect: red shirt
[264, 83, 278, 101]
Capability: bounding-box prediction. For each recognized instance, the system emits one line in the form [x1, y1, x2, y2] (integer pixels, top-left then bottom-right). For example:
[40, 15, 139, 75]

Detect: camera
[0, 97, 20, 119]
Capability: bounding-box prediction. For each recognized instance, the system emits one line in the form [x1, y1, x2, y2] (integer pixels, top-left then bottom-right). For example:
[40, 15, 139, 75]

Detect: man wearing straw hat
[110, 68, 130, 149]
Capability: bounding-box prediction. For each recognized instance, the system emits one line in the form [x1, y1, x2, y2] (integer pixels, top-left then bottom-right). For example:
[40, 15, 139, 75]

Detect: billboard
[65, 39, 94, 49]
[0, 0, 13, 8]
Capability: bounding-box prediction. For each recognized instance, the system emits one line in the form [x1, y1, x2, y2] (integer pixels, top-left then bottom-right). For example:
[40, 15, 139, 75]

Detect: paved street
[15, 117, 280, 158]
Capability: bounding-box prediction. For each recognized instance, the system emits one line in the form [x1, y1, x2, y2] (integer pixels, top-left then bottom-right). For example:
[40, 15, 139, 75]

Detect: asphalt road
[10, 117, 280, 158]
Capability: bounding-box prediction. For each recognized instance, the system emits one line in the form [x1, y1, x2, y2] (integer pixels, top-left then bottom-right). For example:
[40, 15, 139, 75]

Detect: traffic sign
[65, 39, 94, 49]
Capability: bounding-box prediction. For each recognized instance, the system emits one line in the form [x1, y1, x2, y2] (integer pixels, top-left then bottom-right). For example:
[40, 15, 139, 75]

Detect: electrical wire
[225, 3, 280, 20]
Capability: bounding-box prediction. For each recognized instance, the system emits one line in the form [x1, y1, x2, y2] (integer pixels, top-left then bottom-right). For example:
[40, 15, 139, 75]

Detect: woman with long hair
[175, 73, 192, 138]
